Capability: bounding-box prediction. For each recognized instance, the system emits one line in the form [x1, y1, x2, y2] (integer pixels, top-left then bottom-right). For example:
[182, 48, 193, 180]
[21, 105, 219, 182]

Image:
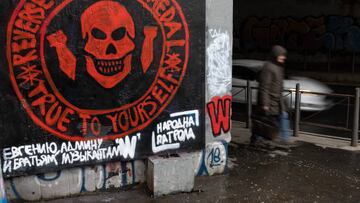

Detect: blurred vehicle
[232, 59, 333, 111]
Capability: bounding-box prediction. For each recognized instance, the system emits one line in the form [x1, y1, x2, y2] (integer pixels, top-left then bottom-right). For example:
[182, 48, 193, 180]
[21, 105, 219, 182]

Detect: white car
[232, 59, 333, 111]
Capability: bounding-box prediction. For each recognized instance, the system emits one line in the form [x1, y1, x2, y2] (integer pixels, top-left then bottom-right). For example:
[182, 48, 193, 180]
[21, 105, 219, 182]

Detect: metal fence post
[351, 88, 360, 147]
[246, 80, 252, 129]
[293, 83, 301, 137]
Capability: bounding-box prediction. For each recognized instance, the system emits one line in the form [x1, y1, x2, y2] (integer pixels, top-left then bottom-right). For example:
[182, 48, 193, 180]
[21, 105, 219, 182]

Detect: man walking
[250, 45, 292, 146]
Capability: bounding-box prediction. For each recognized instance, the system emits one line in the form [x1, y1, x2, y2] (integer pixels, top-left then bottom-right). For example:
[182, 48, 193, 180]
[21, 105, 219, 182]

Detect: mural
[0, 0, 205, 177]
[0, 0, 233, 201]
[240, 15, 360, 53]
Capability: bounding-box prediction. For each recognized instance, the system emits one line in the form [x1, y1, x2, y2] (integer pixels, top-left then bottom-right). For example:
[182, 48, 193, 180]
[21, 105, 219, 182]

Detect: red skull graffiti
[9, 0, 189, 142]
[81, 1, 135, 89]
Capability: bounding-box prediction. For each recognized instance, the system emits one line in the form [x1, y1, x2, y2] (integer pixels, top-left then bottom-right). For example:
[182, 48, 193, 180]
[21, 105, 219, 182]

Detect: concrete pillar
[202, 0, 233, 177]
[0, 160, 7, 203]
[205, 0, 233, 144]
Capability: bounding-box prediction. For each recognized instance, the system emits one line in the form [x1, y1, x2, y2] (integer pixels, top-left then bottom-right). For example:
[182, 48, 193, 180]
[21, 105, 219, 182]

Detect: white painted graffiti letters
[2, 134, 140, 174]
[152, 110, 200, 153]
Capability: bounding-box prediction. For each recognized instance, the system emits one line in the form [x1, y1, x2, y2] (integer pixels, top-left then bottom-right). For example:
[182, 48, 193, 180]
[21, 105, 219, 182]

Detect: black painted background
[0, 0, 205, 177]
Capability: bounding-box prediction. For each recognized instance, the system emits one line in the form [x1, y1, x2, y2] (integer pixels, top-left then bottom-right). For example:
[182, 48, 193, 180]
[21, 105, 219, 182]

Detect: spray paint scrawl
[152, 110, 199, 153]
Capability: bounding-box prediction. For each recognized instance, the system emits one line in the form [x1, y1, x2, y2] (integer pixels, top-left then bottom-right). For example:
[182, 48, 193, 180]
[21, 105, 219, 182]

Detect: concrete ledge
[294, 132, 360, 151]
[147, 153, 195, 197]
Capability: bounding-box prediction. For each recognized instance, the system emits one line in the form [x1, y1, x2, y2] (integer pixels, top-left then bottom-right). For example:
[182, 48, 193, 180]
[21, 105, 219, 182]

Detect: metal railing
[232, 81, 360, 147]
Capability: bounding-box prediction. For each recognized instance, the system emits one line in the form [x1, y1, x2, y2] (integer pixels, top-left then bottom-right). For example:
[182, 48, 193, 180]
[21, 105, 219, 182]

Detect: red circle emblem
[7, 0, 189, 141]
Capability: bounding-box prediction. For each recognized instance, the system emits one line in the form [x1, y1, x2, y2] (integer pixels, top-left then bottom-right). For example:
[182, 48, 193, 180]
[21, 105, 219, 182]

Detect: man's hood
[271, 45, 287, 58]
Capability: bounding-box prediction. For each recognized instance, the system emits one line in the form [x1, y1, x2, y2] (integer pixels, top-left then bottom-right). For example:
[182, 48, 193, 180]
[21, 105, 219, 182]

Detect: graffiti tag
[207, 95, 232, 137]
[152, 110, 199, 153]
[2, 134, 140, 174]
[207, 29, 232, 98]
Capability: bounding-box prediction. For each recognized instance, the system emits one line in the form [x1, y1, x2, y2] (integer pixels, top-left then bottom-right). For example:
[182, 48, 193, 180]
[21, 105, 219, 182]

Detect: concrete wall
[1, 0, 233, 201]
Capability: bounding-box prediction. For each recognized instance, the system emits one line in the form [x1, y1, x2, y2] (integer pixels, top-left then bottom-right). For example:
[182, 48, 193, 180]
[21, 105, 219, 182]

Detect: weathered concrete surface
[0, 160, 7, 203]
[205, 0, 233, 144]
[5, 161, 146, 201]
[34, 128, 360, 203]
[147, 153, 195, 197]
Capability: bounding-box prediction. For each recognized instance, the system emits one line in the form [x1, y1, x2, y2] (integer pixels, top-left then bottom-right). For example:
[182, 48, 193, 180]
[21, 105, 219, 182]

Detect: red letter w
[206, 95, 232, 137]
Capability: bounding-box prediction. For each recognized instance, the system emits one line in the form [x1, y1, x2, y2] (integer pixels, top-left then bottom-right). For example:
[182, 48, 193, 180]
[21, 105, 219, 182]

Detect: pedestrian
[250, 45, 293, 146]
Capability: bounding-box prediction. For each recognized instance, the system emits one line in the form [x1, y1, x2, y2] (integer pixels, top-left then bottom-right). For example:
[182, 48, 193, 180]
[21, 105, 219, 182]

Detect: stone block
[147, 153, 195, 197]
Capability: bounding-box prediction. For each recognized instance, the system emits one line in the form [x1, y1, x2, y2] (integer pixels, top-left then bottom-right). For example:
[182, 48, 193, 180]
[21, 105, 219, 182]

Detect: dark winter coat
[257, 61, 285, 116]
[257, 45, 287, 116]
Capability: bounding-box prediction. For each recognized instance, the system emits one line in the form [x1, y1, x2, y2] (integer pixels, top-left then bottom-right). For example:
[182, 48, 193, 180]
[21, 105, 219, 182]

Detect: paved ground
[34, 122, 360, 203]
